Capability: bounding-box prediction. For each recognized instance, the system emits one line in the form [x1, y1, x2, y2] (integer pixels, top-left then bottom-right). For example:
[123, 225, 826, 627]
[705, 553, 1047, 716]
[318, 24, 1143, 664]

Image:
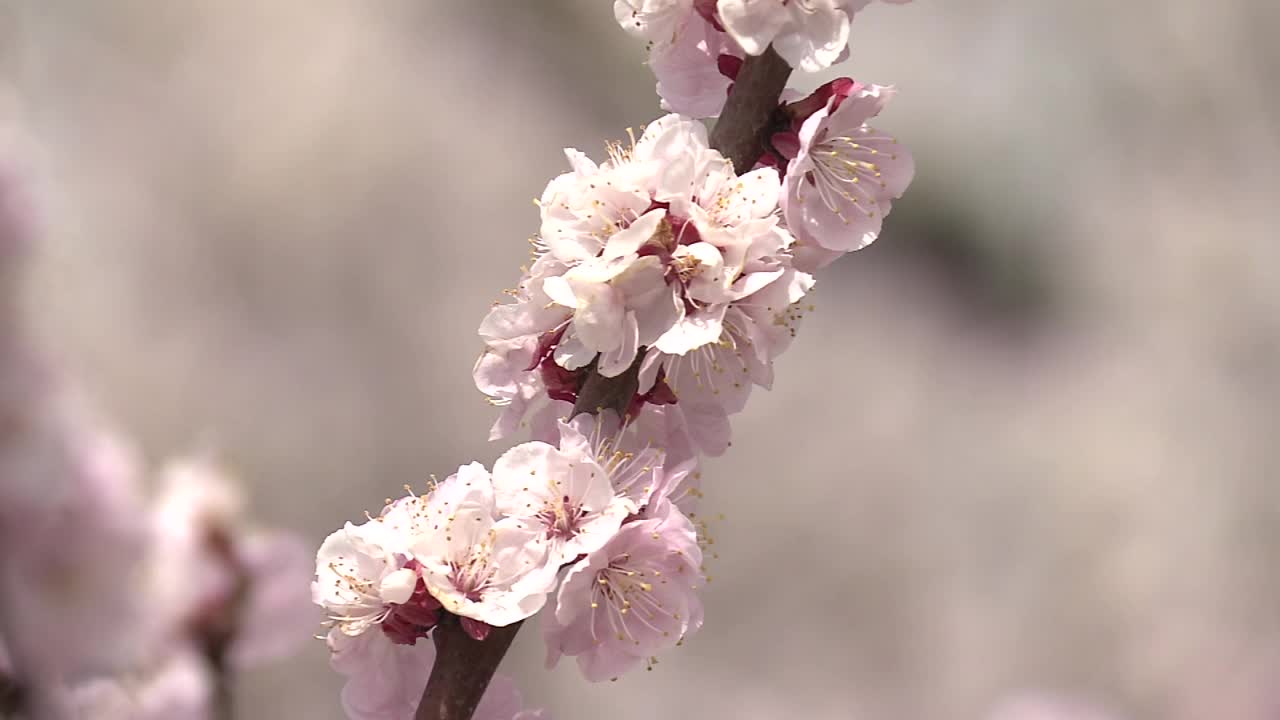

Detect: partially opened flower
[544, 500, 704, 681]
[313, 512, 419, 638]
[781, 84, 914, 268]
[473, 349, 573, 444]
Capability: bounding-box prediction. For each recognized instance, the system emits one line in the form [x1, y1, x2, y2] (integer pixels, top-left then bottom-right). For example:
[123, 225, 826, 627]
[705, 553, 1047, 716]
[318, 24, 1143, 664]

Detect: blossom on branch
[543, 499, 704, 681]
[718, 0, 858, 72]
[313, 509, 422, 639]
[780, 83, 914, 268]
[477, 115, 814, 456]
[320, 0, 925, 712]
[410, 463, 559, 630]
[619, 0, 914, 120]
[492, 421, 642, 568]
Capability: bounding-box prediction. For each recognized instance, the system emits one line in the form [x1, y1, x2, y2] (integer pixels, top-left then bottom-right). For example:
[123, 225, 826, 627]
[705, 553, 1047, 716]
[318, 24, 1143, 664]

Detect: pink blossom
[478, 115, 811, 449]
[228, 530, 317, 665]
[648, 16, 739, 118]
[544, 500, 703, 681]
[146, 459, 314, 668]
[560, 407, 699, 513]
[313, 510, 419, 638]
[718, 0, 861, 72]
[0, 421, 156, 680]
[409, 463, 559, 628]
[472, 350, 572, 444]
[491, 423, 640, 568]
[67, 648, 212, 720]
[617, 404, 703, 513]
[474, 253, 576, 443]
[538, 115, 795, 368]
[781, 84, 914, 268]
[614, 0, 694, 49]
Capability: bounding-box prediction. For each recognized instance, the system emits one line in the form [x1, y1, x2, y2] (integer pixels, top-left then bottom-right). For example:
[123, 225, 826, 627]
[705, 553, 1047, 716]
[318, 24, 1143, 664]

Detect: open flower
[648, 14, 741, 118]
[409, 463, 558, 628]
[781, 84, 914, 267]
[619, 404, 703, 513]
[636, 253, 815, 455]
[492, 422, 641, 569]
[718, 0, 861, 72]
[544, 500, 704, 681]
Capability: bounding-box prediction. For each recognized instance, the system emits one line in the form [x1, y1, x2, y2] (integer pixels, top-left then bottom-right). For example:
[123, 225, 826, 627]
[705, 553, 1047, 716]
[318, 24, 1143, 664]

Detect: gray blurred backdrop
[3, 1, 1279, 718]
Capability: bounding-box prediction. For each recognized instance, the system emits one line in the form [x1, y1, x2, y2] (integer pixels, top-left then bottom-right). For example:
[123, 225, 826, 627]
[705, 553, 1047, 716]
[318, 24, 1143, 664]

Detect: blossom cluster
[314, 413, 701, 714]
[620, 0, 915, 265]
[475, 114, 809, 456]
[314, 2, 915, 718]
[0, 426, 313, 719]
[0, 155, 311, 719]
[475, 110, 910, 458]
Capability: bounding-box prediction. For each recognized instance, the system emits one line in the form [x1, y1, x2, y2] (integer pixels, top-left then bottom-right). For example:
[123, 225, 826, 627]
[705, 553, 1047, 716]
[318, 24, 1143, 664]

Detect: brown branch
[571, 354, 644, 419]
[709, 46, 793, 172]
[0, 675, 23, 719]
[413, 40, 793, 720]
[200, 528, 251, 720]
[413, 619, 522, 720]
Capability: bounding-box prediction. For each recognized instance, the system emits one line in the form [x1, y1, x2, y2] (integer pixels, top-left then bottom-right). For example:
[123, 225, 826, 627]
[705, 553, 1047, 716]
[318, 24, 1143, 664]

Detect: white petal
[569, 282, 625, 352]
[597, 311, 640, 377]
[602, 210, 666, 260]
[553, 333, 596, 370]
[653, 304, 728, 355]
[718, 0, 791, 55]
[379, 568, 418, 605]
[542, 275, 578, 308]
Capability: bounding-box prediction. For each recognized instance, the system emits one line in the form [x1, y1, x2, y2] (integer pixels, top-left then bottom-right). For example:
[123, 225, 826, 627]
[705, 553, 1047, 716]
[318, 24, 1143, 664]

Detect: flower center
[590, 553, 680, 642]
[449, 549, 496, 602]
[539, 494, 587, 542]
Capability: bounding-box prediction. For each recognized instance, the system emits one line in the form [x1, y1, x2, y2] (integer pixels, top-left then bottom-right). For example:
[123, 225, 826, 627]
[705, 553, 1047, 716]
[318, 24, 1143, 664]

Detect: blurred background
[2, 1, 1279, 718]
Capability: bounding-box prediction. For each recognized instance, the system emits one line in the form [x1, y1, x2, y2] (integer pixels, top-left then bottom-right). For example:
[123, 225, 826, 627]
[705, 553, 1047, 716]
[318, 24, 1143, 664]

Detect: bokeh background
[3, 1, 1279, 718]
